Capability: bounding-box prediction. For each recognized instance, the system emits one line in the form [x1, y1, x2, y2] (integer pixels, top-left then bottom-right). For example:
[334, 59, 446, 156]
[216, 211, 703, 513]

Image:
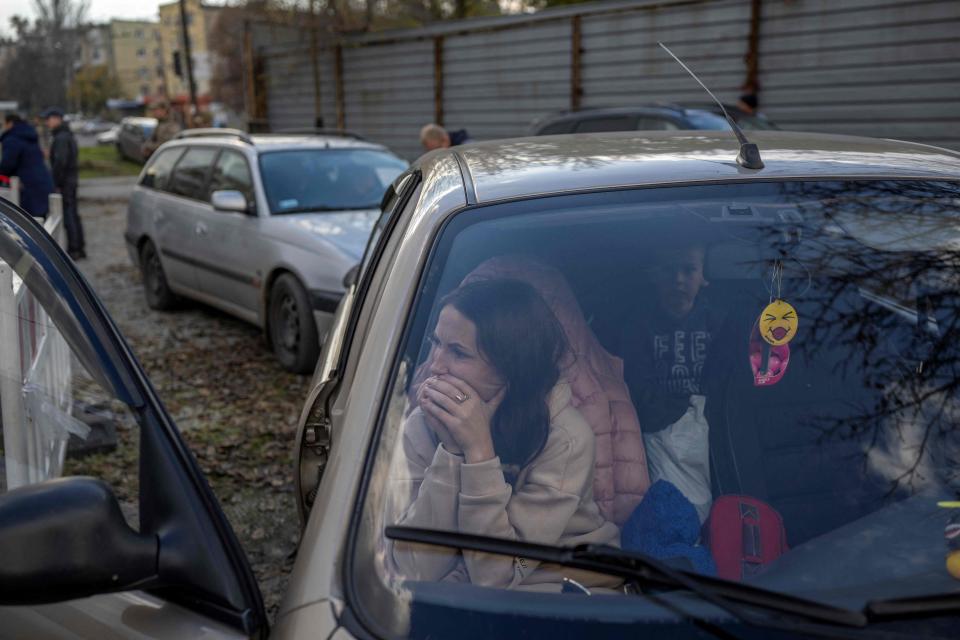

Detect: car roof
[443, 131, 960, 204]
[159, 133, 389, 154]
[248, 134, 386, 151]
[533, 105, 688, 126]
[153, 134, 396, 160]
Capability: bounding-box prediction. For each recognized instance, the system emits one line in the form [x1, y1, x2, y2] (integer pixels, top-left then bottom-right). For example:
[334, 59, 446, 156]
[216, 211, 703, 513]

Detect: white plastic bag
[642, 394, 712, 522]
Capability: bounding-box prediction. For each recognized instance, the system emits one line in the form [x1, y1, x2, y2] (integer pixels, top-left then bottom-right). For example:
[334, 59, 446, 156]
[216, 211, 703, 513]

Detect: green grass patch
[78, 145, 143, 180]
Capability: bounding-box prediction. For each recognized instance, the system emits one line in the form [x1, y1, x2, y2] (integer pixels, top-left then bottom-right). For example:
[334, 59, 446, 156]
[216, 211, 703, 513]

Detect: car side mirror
[342, 263, 360, 288]
[211, 190, 249, 214]
[0, 477, 159, 605]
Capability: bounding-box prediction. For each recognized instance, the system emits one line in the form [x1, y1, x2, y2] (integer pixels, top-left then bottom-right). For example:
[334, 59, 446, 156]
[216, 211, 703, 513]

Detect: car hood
[261, 209, 379, 260]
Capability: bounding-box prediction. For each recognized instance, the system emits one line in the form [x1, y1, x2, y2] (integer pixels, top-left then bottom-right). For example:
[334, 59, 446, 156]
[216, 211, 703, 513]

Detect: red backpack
[705, 495, 789, 581]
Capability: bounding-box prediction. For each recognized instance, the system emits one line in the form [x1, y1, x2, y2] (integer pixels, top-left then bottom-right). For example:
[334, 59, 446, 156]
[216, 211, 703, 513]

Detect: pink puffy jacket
[460, 257, 650, 525]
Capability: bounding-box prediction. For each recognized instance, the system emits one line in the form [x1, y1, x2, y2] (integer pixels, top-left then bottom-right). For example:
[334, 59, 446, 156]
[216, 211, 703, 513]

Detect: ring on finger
[455, 391, 468, 403]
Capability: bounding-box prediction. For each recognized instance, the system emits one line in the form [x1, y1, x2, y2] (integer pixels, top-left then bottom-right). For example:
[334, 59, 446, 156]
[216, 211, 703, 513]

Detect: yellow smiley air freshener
[759, 299, 799, 346]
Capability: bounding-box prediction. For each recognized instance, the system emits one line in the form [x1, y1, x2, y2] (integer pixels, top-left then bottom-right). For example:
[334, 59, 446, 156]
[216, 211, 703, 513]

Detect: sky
[1, 0, 166, 37]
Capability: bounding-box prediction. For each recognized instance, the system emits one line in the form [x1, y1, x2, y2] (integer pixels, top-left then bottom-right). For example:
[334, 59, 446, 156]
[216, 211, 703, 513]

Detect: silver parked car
[125, 129, 407, 373]
[3, 131, 960, 638]
[115, 116, 158, 163]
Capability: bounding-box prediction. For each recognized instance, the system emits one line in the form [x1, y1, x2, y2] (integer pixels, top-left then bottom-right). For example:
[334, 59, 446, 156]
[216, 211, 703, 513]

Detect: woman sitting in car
[389, 279, 621, 590]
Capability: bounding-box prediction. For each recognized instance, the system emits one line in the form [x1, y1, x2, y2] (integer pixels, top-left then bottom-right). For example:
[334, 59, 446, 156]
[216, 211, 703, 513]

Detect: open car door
[0, 197, 265, 638]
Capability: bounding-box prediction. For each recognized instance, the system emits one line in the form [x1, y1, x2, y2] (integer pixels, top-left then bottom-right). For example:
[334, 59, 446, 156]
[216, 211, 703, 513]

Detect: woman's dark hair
[438, 279, 566, 479]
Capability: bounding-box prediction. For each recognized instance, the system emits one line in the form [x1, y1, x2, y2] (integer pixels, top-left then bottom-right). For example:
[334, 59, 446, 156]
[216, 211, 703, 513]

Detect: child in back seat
[619, 241, 724, 522]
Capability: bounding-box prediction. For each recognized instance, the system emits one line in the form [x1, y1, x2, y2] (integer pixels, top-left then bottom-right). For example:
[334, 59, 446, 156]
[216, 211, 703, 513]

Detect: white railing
[0, 191, 79, 490]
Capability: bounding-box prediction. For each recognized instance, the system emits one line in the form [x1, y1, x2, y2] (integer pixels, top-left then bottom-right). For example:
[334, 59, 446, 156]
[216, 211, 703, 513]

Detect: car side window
[636, 116, 680, 131]
[208, 150, 255, 208]
[168, 147, 218, 201]
[574, 116, 636, 133]
[140, 147, 185, 191]
[538, 120, 575, 135]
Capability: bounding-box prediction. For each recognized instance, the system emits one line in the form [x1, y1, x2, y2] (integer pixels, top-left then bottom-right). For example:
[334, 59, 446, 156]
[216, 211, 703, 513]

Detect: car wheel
[140, 240, 179, 310]
[269, 274, 320, 374]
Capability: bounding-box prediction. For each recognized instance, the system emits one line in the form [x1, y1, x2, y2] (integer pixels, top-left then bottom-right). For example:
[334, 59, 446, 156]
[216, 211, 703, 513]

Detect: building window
[135, 29, 143, 38]
[137, 48, 146, 58]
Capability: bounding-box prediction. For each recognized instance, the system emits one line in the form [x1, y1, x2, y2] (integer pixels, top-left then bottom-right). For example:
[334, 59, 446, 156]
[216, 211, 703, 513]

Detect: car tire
[140, 240, 179, 310]
[269, 274, 320, 374]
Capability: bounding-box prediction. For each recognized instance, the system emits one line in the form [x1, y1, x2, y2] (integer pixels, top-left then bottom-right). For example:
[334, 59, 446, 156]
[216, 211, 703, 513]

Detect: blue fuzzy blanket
[621, 480, 717, 575]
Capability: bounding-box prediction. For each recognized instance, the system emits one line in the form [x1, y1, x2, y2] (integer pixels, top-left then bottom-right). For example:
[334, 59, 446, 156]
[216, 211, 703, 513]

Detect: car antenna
[658, 42, 764, 170]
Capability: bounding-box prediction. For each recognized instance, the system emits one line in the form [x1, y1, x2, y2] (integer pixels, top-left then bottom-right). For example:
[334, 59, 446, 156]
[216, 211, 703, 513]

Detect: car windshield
[352, 179, 960, 637]
[259, 148, 407, 214]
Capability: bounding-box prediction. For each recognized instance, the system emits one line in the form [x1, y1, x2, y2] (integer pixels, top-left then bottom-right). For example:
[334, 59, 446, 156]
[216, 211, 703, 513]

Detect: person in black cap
[0, 113, 54, 218]
[43, 108, 85, 260]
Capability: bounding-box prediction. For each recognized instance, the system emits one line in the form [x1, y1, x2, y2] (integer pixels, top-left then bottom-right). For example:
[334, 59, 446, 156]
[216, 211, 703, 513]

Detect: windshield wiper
[866, 592, 960, 621]
[386, 526, 874, 638]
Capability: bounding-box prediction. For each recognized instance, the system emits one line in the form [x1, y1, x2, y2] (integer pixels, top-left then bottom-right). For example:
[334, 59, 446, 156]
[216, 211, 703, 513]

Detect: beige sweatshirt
[389, 381, 622, 590]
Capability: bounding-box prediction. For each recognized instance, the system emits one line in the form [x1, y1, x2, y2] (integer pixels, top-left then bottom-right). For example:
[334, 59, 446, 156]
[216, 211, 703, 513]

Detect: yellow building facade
[109, 20, 165, 100]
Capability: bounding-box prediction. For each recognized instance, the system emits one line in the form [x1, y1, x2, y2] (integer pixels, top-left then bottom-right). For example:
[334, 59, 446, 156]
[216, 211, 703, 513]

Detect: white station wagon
[125, 130, 407, 372]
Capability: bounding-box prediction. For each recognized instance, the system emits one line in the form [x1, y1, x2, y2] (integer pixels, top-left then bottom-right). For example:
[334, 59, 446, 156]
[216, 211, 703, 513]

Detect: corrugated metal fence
[251, 0, 960, 160]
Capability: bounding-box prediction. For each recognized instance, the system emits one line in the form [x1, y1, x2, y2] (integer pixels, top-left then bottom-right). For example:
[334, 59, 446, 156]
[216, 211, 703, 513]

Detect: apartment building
[74, 24, 112, 71]
[109, 20, 165, 99]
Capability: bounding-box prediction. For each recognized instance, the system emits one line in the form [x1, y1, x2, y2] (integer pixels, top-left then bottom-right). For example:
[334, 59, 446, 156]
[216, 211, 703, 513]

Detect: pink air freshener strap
[750, 323, 790, 387]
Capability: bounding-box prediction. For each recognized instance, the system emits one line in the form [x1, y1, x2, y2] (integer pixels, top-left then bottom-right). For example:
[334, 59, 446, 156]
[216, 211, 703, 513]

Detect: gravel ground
[70, 195, 309, 620]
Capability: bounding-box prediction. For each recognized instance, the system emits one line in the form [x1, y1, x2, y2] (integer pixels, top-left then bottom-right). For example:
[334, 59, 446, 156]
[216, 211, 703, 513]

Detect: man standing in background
[419, 123, 473, 152]
[142, 100, 182, 160]
[0, 113, 53, 218]
[43, 108, 85, 260]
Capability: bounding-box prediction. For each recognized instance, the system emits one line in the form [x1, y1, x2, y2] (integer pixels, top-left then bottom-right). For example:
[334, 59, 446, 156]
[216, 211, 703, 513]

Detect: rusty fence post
[745, 0, 762, 97]
[334, 44, 346, 131]
[433, 36, 444, 126]
[309, 0, 323, 128]
[243, 20, 257, 126]
[571, 15, 583, 111]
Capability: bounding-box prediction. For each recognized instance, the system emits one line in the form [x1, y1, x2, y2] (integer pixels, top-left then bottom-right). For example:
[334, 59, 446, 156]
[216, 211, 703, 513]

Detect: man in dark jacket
[43, 108, 85, 260]
[0, 114, 54, 218]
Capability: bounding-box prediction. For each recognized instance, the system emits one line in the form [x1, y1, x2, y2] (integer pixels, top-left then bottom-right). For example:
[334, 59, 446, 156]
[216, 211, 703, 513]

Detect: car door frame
[281, 153, 484, 628]
[0, 196, 267, 637]
[293, 169, 422, 523]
